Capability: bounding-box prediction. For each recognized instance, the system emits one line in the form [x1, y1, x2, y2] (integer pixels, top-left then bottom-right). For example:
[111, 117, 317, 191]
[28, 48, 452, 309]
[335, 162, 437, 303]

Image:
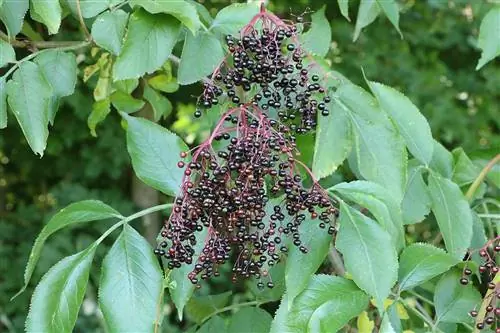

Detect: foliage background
[0, 0, 498, 332]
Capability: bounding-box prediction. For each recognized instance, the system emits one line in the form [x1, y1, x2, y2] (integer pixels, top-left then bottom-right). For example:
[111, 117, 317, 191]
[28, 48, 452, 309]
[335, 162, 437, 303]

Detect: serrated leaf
[185, 291, 232, 324]
[113, 9, 180, 81]
[29, 0, 62, 34]
[99, 224, 163, 332]
[428, 172, 473, 259]
[285, 214, 332, 305]
[0, 78, 6, 129]
[428, 173, 472, 258]
[14, 200, 120, 298]
[338, 0, 350, 21]
[0, 0, 29, 36]
[476, 7, 500, 70]
[143, 85, 172, 121]
[25, 245, 96, 333]
[227, 307, 272, 333]
[353, 0, 380, 41]
[434, 270, 481, 324]
[300, 6, 331, 57]
[0, 39, 15, 67]
[270, 275, 369, 333]
[6, 61, 52, 156]
[148, 74, 179, 93]
[197, 315, 227, 333]
[401, 165, 431, 224]
[123, 114, 187, 196]
[429, 140, 453, 178]
[312, 95, 352, 179]
[367, 81, 433, 165]
[336, 203, 398, 310]
[130, 0, 201, 34]
[91, 10, 128, 55]
[375, 0, 402, 38]
[169, 227, 208, 320]
[110, 91, 145, 114]
[210, 2, 260, 36]
[451, 148, 480, 186]
[336, 83, 407, 202]
[88, 98, 111, 137]
[398, 243, 458, 291]
[332, 180, 405, 251]
[178, 31, 224, 85]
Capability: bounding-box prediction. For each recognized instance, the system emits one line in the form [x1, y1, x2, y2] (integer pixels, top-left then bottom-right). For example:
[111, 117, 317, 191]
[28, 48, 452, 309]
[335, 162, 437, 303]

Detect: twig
[76, 0, 92, 41]
[328, 247, 345, 276]
[199, 301, 262, 324]
[0, 31, 87, 49]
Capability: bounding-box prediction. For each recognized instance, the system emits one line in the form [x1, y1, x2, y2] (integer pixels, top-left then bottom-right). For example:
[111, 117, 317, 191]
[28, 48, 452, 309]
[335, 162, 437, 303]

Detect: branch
[466, 154, 500, 201]
[76, 0, 92, 41]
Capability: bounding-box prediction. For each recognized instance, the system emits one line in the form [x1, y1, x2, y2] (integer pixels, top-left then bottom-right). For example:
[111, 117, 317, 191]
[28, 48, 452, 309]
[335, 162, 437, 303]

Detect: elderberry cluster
[197, 18, 330, 135]
[463, 238, 500, 331]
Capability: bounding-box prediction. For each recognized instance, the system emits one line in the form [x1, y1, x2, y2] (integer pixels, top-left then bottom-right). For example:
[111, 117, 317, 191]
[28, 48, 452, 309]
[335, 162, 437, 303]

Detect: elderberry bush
[155, 8, 338, 288]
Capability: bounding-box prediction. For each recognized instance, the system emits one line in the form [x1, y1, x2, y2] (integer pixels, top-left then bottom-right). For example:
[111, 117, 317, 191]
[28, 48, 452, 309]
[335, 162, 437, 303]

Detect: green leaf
[375, 0, 402, 38]
[66, 0, 123, 19]
[434, 270, 482, 324]
[91, 10, 128, 55]
[270, 275, 369, 333]
[87, 98, 111, 137]
[248, 262, 285, 303]
[0, 0, 28, 36]
[114, 79, 139, 94]
[0, 39, 15, 67]
[476, 7, 500, 70]
[470, 212, 487, 266]
[285, 213, 332, 305]
[332, 180, 405, 251]
[398, 243, 458, 291]
[401, 165, 431, 224]
[110, 91, 145, 114]
[336, 83, 407, 202]
[380, 313, 397, 333]
[428, 172, 473, 259]
[185, 291, 232, 324]
[99, 224, 163, 332]
[113, 9, 180, 81]
[367, 81, 433, 165]
[336, 202, 398, 309]
[210, 2, 260, 36]
[353, 0, 380, 42]
[170, 227, 208, 320]
[25, 245, 96, 333]
[123, 114, 188, 195]
[148, 74, 179, 93]
[178, 31, 224, 85]
[429, 140, 453, 178]
[337, 0, 350, 21]
[300, 6, 331, 57]
[451, 148, 480, 186]
[15, 200, 120, 298]
[6, 61, 52, 156]
[29, 0, 62, 34]
[197, 315, 227, 333]
[129, 0, 201, 34]
[0, 78, 6, 129]
[228, 308, 272, 333]
[143, 84, 172, 121]
[312, 93, 352, 179]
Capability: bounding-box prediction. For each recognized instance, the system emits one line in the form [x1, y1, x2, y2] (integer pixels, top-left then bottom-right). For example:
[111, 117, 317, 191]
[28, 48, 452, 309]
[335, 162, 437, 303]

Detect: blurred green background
[1, 0, 498, 331]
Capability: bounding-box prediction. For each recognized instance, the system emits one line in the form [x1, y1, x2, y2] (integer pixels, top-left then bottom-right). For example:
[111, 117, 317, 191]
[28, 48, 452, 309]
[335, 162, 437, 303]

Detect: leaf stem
[199, 300, 261, 324]
[399, 298, 444, 333]
[76, 0, 92, 42]
[465, 154, 500, 201]
[406, 290, 434, 306]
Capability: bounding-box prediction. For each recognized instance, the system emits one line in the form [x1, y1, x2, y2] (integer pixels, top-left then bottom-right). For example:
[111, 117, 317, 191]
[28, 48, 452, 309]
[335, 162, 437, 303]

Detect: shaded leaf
[429, 140, 453, 178]
[123, 114, 187, 196]
[88, 98, 111, 137]
[0, 0, 29, 36]
[367, 80, 433, 165]
[476, 7, 500, 70]
[0, 39, 15, 67]
[210, 2, 259, 36]
[113, 9, 180, 80]
[143, 84, 172, 121]
[228, 307, 272, 333]
[110, 91, 145, 114]
[451, 148, 480, 186]
[66, 0, 123, 19]
[300, 6, 331, 57]
[0, 78, 6, 128]
[185, 291, 232, 324]
[197, 315, 227, 333]
[428, 172, 473, 259]
[91, 9, 128, 55]
[336, 202, 398, 309]
[338, 0, 350, 21]
[353, 0, 380, 42]
[178, 31, 224, 85]
[99, 224, 163, 332]
[398, 243, 458, 291]
[375, 0, 402, 38]
[6, 61, 52, 156]
[25, 245, 96, 333]
[401, 164, 431, 224]
[29, 0, 62, 34]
